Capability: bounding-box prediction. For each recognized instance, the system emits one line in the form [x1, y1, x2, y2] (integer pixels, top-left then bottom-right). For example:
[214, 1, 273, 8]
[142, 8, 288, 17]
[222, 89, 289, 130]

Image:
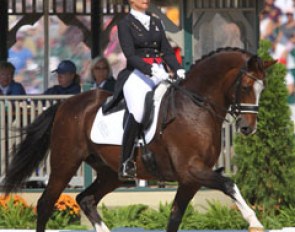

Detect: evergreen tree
[234, 40, 295, 210]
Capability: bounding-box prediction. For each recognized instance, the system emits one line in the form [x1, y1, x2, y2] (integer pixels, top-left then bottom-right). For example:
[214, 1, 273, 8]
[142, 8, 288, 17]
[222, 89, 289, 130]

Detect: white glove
[177, 69, 186, 79]
[151, 64, 169, 80]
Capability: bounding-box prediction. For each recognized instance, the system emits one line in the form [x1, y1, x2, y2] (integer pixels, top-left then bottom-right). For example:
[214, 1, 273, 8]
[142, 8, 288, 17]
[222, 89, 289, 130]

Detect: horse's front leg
[232, 184, 263, 232]
[189, 168, 263, 232]
[166, 184, 199, 232]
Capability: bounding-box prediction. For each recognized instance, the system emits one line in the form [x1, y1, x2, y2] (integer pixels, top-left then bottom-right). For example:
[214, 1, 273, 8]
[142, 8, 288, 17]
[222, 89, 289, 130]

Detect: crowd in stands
[260, 0, 295, 119]
[5, 10, 180, 96]
[3, 1, 295, 102]
[260, 0, 295, 67]
[7, 16, 93, 94]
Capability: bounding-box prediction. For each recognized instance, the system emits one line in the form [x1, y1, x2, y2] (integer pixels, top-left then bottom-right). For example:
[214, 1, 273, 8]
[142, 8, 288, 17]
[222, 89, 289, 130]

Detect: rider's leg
[119, 70, 152, 180]
[119, 113, 140, 179]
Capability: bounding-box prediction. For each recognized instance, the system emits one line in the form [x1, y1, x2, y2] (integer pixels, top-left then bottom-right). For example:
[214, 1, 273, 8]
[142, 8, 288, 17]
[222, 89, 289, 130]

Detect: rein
[160, 79, 224, 133]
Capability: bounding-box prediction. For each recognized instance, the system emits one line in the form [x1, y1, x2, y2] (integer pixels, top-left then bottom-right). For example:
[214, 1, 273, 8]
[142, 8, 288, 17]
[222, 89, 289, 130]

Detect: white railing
[0, 96, 236, 189]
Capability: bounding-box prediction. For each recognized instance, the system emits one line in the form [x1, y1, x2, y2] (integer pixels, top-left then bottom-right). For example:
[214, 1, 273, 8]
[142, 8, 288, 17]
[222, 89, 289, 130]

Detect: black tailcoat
[103, 13, 182, 113]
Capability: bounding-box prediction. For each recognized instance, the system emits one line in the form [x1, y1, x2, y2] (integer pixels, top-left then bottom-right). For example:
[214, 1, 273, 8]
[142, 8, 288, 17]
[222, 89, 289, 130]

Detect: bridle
[228, 68, 264, 117]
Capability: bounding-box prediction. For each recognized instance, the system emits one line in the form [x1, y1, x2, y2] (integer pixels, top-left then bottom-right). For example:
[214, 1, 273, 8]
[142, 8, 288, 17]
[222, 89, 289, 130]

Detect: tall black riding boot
[118, 113, 140, 180]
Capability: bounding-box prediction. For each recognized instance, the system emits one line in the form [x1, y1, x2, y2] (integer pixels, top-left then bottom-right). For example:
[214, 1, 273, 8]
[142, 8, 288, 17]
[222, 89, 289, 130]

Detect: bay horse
[2, 48, 275, 232]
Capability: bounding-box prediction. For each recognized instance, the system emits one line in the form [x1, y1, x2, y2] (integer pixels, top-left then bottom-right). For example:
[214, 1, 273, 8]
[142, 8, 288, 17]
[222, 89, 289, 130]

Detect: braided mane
[189, 47, 253, 72]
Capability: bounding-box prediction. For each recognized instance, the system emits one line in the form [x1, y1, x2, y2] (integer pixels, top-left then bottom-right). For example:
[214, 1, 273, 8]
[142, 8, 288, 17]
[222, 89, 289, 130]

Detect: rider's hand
[151, 64, 170, 80]
[177, 69, 186, 79]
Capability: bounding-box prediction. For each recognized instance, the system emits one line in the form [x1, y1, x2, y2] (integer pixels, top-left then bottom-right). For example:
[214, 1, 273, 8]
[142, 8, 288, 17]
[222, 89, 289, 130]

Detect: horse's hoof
[248, 227, 264, 232]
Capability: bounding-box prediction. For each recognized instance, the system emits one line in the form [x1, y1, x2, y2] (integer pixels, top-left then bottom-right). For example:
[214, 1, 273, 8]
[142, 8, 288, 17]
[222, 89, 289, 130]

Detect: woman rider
[118, 0, 186, 180]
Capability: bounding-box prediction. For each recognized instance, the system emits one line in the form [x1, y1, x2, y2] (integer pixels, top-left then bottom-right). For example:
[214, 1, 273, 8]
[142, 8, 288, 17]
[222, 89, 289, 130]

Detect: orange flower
[0, 194, 28, 208]
[54, 194, 80, 216]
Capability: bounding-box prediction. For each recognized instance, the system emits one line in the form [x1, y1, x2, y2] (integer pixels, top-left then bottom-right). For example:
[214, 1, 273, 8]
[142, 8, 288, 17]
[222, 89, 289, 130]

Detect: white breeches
[123, 63, 167, 123]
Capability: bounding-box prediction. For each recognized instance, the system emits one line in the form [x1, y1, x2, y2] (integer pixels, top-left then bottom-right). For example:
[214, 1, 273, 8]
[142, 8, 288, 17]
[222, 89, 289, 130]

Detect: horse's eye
[242, 85, 251, 93]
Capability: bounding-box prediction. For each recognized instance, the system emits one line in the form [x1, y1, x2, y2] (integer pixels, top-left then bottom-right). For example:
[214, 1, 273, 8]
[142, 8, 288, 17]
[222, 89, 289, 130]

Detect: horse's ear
[247, 56, 277, 71]
[247, 55, 260, 71]
[263, 59, 277, 70]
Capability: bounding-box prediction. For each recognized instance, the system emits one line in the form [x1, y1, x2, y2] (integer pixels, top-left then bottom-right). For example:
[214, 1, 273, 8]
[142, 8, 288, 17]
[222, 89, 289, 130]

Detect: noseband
[228, 68, 263, 117]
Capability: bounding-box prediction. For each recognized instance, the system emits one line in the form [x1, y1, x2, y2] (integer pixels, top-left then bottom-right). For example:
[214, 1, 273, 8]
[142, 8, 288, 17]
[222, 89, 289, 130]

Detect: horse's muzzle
[236, 117, 257, 135]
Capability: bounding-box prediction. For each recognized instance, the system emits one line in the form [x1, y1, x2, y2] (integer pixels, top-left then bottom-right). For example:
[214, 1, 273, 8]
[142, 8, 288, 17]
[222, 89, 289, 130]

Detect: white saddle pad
[90, 82, 170, 145]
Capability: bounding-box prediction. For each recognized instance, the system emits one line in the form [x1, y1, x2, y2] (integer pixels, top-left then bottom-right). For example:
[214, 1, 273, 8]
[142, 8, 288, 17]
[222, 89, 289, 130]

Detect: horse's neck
[184, 69, 232, 116]
[181, 52, 247, 121]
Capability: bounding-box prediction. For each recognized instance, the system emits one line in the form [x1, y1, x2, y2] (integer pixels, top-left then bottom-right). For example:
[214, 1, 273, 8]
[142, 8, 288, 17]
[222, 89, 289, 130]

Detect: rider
[117, 0, 186, 180]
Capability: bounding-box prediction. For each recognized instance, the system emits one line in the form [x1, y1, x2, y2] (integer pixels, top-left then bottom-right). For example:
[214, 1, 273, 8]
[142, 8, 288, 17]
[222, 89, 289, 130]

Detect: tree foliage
[234, 40, 295, 209]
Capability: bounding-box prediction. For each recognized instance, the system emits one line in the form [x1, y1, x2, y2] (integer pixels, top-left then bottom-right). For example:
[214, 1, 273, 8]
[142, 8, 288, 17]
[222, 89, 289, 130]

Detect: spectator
[0, 61, 26, 95]
[22, 62, 42, 94]
[44, 60, 81, 95]
[8, 31, 33, 75]
[286, 71, 295, 98]
[260, 0, 282, 42]
[273, 0, 294, 14]
[52, 25, 91, 84]
[282, 32, 295, 123]
[168, 38, 183, 65]
[273, 9, 295, 63]
[281, 10, 295, 44]
[286, 72, 295, 122]
[286, 32, 295, 83]
[90, 56, 116, 93]
[103, 20, 127, 79]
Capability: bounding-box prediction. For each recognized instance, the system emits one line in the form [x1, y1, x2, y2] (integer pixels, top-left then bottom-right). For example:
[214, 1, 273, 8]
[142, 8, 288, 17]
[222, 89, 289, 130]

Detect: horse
[2, 47, 276, 232]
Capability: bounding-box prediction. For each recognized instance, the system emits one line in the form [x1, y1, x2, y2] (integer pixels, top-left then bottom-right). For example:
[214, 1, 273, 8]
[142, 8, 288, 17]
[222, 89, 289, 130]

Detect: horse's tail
[2, 103, 60, 195]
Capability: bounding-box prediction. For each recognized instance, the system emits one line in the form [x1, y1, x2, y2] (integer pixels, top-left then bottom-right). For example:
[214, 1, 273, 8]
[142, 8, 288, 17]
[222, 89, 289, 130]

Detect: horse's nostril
[241, 126, 252, 135]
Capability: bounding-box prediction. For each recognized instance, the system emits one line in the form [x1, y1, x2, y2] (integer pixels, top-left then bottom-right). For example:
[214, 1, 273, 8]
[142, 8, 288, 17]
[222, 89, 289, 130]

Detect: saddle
[91, 82, 172, 178]
[102, 90, 155, 131]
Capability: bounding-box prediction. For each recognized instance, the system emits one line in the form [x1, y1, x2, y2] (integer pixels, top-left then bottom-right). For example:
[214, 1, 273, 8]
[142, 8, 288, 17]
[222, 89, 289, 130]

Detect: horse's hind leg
[166, 185, 200, 232]
[189, 168, 263, 231]
[36, 154, 83, 232]
[76, 165, 121, 232]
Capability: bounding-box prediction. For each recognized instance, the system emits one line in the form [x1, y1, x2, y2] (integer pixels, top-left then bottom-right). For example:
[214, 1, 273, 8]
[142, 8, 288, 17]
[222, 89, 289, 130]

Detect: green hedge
[234, 40, 295, 210]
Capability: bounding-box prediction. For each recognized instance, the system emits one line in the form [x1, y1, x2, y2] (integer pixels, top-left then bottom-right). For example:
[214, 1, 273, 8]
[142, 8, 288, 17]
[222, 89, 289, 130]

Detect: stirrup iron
[119, 159, 137, 180]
